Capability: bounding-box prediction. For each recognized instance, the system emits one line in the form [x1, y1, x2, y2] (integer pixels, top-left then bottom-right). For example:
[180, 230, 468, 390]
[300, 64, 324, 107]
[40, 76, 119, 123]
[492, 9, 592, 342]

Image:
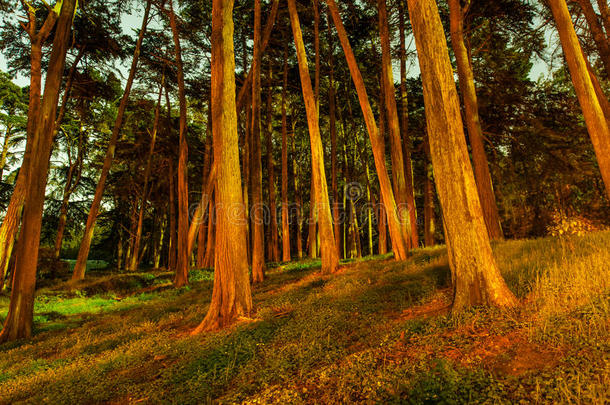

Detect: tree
[72, 0, 152, 281]
[326, 0, 408, 260]
[192, 0, 252, 332]
[0, 0, 78, 342]
[288, 0, 339, 274]
[406, 0, 517, 310]
[548, 0, 610, 199]
[448, 0, 504, 240]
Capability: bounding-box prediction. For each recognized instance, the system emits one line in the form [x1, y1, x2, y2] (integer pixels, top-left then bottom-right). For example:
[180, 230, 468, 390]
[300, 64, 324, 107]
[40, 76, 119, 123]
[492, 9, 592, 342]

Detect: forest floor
[0, 232, 609, 404]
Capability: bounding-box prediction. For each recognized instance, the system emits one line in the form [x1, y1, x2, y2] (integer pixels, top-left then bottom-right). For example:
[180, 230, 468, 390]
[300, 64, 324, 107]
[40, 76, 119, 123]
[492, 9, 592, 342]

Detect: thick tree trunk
[72, 1, 151, 281]
[250, 0, 265, 283]
[0, 0, 77, 342]
[327, 0, 408, 260]
[406, 0, 517, 311]
[193, 0, 252, 332]
[128, 76, 163, 271]
[281, 46, 291, 262]
[398, 1, 418, 248]
[576, 0, 610, 79]
[265, 68, 280, 262]
[549, 0, 610, 199]
[378, 0, 412, 248]
[448, 0, 504, 240]
[168, 0, 190, 287]
[288, 0, 339, 274]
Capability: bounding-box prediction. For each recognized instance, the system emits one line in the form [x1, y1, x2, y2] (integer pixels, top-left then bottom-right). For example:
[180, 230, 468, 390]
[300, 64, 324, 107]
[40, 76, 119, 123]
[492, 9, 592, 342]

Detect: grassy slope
[0, 232, 608, 404]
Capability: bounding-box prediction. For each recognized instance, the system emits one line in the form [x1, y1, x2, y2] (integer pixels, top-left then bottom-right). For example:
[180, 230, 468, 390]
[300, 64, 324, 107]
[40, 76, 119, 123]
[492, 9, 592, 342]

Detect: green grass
[0, 232, 608, 403]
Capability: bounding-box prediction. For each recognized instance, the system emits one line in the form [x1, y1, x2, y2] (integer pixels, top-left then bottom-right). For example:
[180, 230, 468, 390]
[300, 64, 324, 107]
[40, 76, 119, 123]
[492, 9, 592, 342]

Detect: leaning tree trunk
[398, 1, 418, 248]
[0, 0, 77, 342]
[168, 0, 190, 288]
[288, 0, 339, 274]
[406, 0, 517, 311]
[576, 0, 610, 79]
[549, 0, 610, 199]
[193, 0, 252, 332]
[327, 0, 408, 260]
[378, 0, 412, 248]
[72, 0, 151, 281]
[448, 0, 504, 240]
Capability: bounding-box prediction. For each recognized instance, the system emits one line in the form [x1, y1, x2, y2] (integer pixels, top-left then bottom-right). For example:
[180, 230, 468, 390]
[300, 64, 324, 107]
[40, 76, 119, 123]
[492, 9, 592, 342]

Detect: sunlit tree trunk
[250, 0, 265, 283]
[407, 0, 517, 311]
[378, 0, 412, 248]
[0, 0, 77, 342]
[129, 76, 164, 271]
[281, 46, 291, 262]
[398, 1, 418, 249]
[549, 0, 610, 199]
[327, 0, 408, 260]
[72, 0, 151, 281]
[288, 0, 339, 274]
[193, 0, 252, 332]
[448, 0, 504, 240]
[168, 0, 190, 287]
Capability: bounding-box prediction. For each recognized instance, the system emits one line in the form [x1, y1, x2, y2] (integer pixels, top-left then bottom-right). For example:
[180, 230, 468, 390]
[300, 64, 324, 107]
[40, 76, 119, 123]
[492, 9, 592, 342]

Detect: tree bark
[193, 0, 252, 332]
[265, 66, 280, 262]
[168, 0, 190, 287]
[423, 134, 436, 247]
[281, 45, 291, 262]
[406, 0, 517, 311]
[549, 0, 610, 199]
[0, 0, 77, 342]
[250, 0, 265, 283]
[448, 0, 504, 240]
[72, 0, 151, 281]
[327, 0, 408, 260]
[288, 0, 339, 274]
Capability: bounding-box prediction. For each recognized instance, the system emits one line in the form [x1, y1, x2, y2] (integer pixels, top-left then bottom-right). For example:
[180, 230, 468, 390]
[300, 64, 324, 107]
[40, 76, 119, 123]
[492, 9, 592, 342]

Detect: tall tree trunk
[72, 1, 151, 281]
[203, 194, 215, 268]
[378, 0, 412, 248]
[250, 0, 265, 283]
[406, 0, 517, 311]
[423, 133, 436, 247]
[168, 158, 177, 271]
[398, 1, 418, 248]
[576, 0, 610, 79]
[193, 0, 252, 332]
[0, 0, 77, 342]
[168, 0, 190, 287]
[197, 113, 213, 268]
[281, 45, 291, 262]
[448, 0, 504, 240]
[265, 66, 280, 262]
[291, 115, 304, 260]
[0, 125, 12, 181]
[129, 76, 164, 271]
[549, 0, 610, 199]
[288, 0, 339, 274]
[327, 0, 408, 261]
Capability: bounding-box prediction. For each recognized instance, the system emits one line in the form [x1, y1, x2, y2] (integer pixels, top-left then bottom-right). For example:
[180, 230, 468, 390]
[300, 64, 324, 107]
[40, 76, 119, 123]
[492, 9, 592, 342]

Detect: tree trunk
[378, 0, 412, 248]
[549, 0, 610, 199]
[423, 134, 436, 247]
[406, 0, 517, 311]
[291, 115, 304, 260]
[265, 66, 280, 262]
[197, 114, 213, 268]
[250, 0, 265, 283]
[193, 0, 252, 332]
[398, 1, 419, 248]
[203, 194, 215, 268]
[168, 0, 190, 287]
[0, 0, 77, 342]
[288, 0, 339, 274]
[0, 125, 12, 181]
[576, 0, 610, 79]
[281, 45, 291, 262]
[168, 158, 177, 271]
[129, 76, 164, 271]
[72, 0, 151, 281]
[448, 0, 504, 240]
[327, 0, 408, 261]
